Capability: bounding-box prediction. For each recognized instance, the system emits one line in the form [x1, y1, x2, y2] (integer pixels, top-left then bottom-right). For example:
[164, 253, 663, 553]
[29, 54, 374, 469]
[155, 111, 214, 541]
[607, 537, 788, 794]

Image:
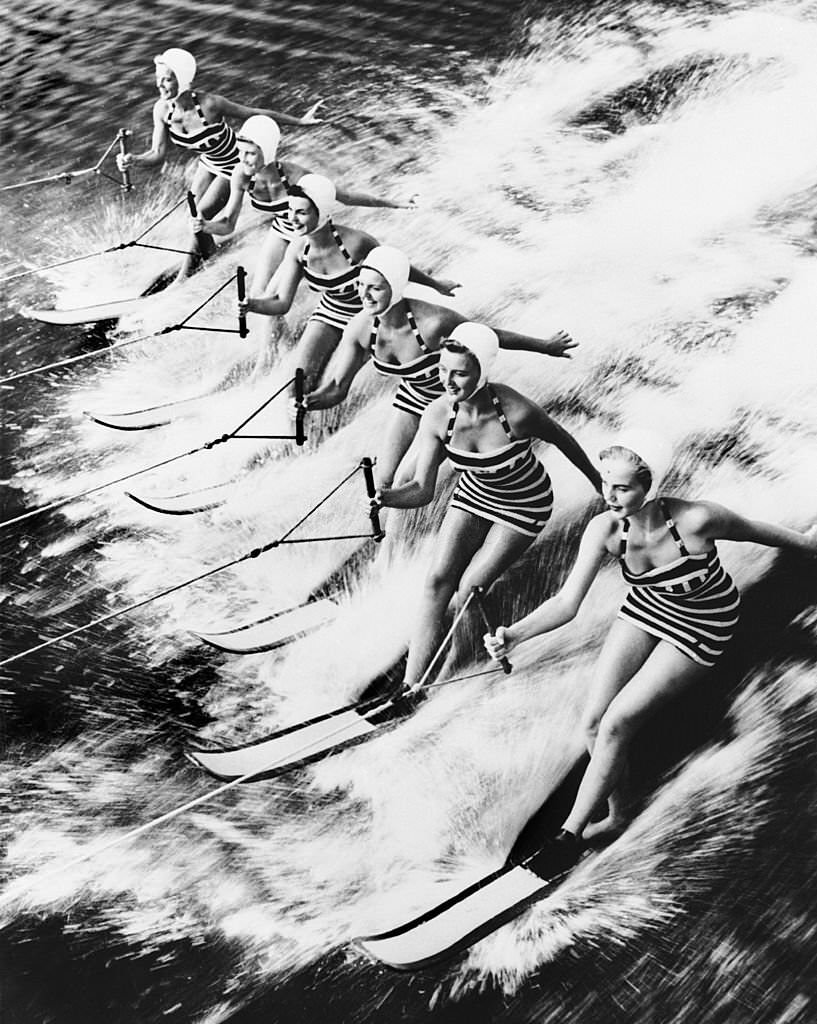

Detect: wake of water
[1, 3, 817, 1023]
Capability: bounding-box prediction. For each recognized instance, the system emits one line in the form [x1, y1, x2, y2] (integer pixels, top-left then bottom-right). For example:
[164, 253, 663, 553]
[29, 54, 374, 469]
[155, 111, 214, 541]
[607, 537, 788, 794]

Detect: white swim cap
[359, 245, 410, 312]
[154, 48, 196, 94]
[601, 429, 674, 505]
[448, 322, 499, 393]
[237, 115, 281, 166]
[295, 173, 336, 229]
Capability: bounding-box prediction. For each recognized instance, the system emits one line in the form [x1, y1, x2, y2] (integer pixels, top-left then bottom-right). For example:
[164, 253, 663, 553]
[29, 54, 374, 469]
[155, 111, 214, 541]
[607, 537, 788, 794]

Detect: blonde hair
[599, 445, 653, 492]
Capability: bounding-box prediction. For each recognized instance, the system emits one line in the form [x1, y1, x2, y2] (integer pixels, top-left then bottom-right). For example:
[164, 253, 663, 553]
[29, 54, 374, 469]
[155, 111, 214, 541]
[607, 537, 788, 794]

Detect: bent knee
[580, 709, 603, 744]
[597, 705, 641, 745]
[424, 567, 458, 603]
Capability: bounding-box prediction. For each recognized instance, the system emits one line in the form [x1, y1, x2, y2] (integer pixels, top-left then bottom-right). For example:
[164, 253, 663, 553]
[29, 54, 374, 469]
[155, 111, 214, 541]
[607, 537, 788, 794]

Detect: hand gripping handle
[236, 265, 248, 339]
[294, 367, 306, 446]
[361, 457, 384, 542]
[117, 129, 132, 192]
[472, 585, 512, 674]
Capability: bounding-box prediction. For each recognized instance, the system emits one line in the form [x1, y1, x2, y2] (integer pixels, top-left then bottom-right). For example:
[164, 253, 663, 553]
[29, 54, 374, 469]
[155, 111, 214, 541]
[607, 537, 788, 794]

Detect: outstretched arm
[336, 185, 415, 210]
[705, 504, 817, 555]
[304, 317, 371, 409]
[407, 264, 460, 298]
[495, 327, 578, 359]
[526, 406, 602, 493]
[217, 95, 324, 127]
[485, 517, 610, 659]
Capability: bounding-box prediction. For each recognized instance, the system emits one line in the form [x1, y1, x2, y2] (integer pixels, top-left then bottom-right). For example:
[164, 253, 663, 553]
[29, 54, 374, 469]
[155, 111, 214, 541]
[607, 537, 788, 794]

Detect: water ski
[85, 389, 212, 431]
[126, 478, 236, 516]
[25, 265, 178, 327]
[25, 297, 150, 327]
[356, 755, 589, 971]
[190, 597, 339, 653]
[186, 690, 419, 782]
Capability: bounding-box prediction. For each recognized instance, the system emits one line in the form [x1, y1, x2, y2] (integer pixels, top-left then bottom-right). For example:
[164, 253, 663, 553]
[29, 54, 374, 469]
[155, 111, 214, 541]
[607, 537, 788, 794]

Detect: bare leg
[250, 230, 289, 295]
[248, 234, 290, 371]
[177, 167, 231, 280]
[291, 319, 343, 395]
[575, 620, 657, 838]
[562, 637, 710, 838]
[376, 411, 422, 489]
[457, 521, 535, 597]
[249, 262, 288, 379]
[403, 509, 490, 689]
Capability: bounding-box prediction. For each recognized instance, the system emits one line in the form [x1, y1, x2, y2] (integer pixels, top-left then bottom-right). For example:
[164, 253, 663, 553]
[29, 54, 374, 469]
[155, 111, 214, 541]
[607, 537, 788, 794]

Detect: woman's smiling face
[357, 268, 392, 315]
[288, 195, 319, 234]
[438, 348, 481, 402]
[155, 66, 179, 99]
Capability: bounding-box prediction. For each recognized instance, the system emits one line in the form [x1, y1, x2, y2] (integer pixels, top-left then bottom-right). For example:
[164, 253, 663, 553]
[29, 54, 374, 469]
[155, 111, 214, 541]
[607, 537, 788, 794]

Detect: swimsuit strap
[445, 386, 516, 446]
[330, 223, 356, 264]
[619, 516, 630, 559]
[659, 498, 690, 556]
[406, 307, 431, 353]
[275, 161, 290, 190]
[487, 385, 517, 441]
[370, 306, 431, 356]
[165, 93, 209, 128]
[619, 500, 689, 562]
[445, 402, 459, 444]
[191, 92, 208, 123]
[301, 225, 355, 269]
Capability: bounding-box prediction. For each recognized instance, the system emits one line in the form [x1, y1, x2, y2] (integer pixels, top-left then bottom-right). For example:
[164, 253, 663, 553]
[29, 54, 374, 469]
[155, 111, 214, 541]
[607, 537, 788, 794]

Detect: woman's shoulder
[585, 510, 621, 551]
[490, 382, 539, 423]
[196, 89, 221, 113]
[279, 159, 308, 183]
[285, 235, 309, 260]
[410, 299, 462, 341]
[151, 96, 171, 121]
[231, 163, 252, 188]
[335, 223, 377, 258]
[663, 496, 725, 538]
[420, 395, 453, 435]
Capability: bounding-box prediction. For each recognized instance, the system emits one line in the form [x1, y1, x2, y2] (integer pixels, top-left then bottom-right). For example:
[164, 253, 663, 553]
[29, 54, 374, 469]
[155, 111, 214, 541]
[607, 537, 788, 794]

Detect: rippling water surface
[1, 1, 816, 1022]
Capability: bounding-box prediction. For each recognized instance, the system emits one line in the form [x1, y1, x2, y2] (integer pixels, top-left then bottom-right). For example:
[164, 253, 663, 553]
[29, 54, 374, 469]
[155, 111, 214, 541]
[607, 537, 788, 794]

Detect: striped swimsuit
[444, 386, 553, 537]
[249, 163, 299, 241]
[299, 223, 363, 329]
[618, 500, 740, 667]
[371, 307, 444, 417]
[166, 94, 239, 180]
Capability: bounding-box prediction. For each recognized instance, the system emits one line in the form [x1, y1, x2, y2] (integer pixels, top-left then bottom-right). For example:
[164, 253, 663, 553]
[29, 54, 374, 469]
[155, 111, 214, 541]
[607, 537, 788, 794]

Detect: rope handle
[236, 265, 248, 339]
[472, 586, 513, 674]
[361, 457, 384, 542]
[117, 129, 132, 192]
[294, 368, 306, 446]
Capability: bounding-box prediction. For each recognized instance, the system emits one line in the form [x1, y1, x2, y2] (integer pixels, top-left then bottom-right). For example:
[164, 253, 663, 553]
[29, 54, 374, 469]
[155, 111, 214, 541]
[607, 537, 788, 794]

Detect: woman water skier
[238, 174, 458, 386]
[116, 48, 323, 278]
[371, 323, 602, 691]
[484, 432, 817, 874]
[300, 245, 577, 489]
[191, 116, 415, 301]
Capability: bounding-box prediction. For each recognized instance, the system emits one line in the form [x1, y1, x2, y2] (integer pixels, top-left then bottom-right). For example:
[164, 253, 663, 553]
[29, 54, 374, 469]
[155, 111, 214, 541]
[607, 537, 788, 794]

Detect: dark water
[2, 1, 817, 1022]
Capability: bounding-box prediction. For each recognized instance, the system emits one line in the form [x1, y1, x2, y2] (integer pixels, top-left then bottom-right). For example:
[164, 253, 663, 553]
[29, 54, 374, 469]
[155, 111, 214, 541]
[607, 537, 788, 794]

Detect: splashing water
[1, 2, 816, 1022]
